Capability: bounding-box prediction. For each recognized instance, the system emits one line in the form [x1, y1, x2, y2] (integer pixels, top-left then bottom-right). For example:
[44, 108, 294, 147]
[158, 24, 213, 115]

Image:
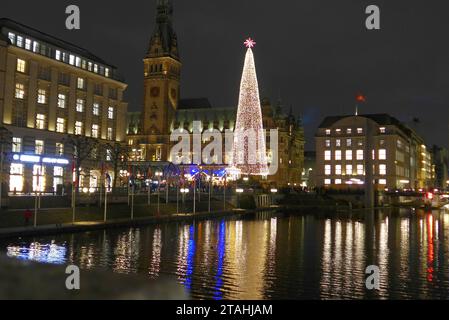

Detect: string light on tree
[231, 38, 268, 176]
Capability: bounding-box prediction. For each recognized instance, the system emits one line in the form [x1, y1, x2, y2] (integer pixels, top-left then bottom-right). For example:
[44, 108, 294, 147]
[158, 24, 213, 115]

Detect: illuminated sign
[12, 154, 69, 165]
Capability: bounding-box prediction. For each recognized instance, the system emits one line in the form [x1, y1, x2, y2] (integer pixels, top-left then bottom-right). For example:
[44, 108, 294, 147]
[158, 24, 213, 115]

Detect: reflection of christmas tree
[231, 38, 268, 175]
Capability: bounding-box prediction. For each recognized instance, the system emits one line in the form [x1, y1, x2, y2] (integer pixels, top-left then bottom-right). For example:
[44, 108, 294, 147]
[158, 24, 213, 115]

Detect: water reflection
[3, 209, 449, 299]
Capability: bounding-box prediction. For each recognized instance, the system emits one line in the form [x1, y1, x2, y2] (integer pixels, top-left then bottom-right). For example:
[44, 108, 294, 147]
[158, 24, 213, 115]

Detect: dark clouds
[2, 0, 449, 149]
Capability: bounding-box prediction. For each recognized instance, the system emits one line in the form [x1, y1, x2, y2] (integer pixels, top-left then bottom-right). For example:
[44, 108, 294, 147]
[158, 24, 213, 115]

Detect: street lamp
[180, 188, 189, 214]
[236, 188, 244, 209]
[155, 171, 163, 216]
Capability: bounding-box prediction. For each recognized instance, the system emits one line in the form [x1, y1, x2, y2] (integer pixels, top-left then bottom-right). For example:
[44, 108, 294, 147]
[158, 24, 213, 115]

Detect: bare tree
[104, 142, 129, 190]
[64, 135, 99, 193]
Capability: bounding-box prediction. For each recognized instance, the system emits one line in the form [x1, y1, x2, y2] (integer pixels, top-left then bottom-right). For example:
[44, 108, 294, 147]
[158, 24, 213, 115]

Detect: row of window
[324, 149, 387, 161]
[325, 127, 386, 135]
[12, 138, 114, 160]
[10, 163, 65, 193]
[12, 137, 64, 156]
[325, 138, 386, 148]
[15, 58, 118, 99]
[15, 83, 115, 118]
[324, 179, 387, 185]
[33, 113, 114, 139]
[8, 32, 112, 78]
[324, 164, 387, 176]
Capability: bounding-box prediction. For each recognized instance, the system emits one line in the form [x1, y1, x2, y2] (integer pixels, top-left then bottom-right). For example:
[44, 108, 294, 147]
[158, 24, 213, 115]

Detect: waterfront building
[315, 113, 434, 190]
[0, 18, 128, 194]
[126, 0, 304, 187]
[431, 145, 448, 190]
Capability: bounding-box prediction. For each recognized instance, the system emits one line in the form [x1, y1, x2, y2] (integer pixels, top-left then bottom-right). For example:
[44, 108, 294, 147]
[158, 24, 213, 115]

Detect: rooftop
[0, 18, 114, 68]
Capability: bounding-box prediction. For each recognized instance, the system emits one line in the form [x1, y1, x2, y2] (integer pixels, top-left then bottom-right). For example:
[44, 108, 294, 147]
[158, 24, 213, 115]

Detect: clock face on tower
[150, 86, 160, 97]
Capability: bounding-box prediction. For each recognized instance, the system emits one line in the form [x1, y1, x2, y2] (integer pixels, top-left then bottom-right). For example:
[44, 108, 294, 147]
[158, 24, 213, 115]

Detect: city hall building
[0, 18, 128, 194]
[315, 114, 434, 191]
[126, 0, 305, 187]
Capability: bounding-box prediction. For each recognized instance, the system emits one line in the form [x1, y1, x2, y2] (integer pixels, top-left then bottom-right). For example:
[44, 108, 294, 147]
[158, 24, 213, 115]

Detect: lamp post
[270, 188, 278, 207]
[180, 188, 189, 214]
[155, 171, 163, 216]
[208, 172, 212, 213]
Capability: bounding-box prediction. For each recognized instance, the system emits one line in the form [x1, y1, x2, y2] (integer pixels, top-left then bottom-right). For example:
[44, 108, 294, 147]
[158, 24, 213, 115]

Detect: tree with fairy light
[231, 38, 268, 176]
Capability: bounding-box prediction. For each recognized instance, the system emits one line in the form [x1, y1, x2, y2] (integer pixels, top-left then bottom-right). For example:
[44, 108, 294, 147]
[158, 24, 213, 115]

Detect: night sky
[2, 0, 449, 150]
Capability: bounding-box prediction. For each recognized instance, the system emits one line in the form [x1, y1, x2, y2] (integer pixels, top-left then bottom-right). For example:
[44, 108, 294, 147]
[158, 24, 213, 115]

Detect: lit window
[35, 140, 44, 155]
[325, 129, 331, 135]
[324, 179, 331, 185]
[12, 137, 22, 153]
[75, 121, 83, 135]
[357, 128, 363, 134]
[335, 165, 342, 175]
[15, 83, 25, 99]
[56, 143, 64, 156]
[16, 58, 26, 72]
[335, 150, 342, 160]
[107, 127, 113, 140]
[346, 128, 352, 134]
[8, 32, 15, 44]
[335, 129, 341, 134]
[106, 149, 111, 161]
[325, 165, 331, 175]
[16, 36, 23, 47]
[93, 103, 100, 116]
[55, 50, 61, 61]
[379, 164, 386, 175]
[88, 62, 93, 71]
[379, 139, 385, 146]
[335, 179, 342, 185]
[324, 150, 331, 161]
[346, 138, 352, 147]
[33, 41, 40, 53]
[36, 114, 46, 129]
[108, 106, 114, 119]
[357, 164, 364, 175]
[32, 164, 45, 192]
[379, 149, 386, 160]
[336, 139, 341, 147]
[25, 38, 32, 50]
[325, 139, 331, 147]
[56, 118, 65, 133]
[345, 150, 352, 160]
[356, 149, 364, 160]
[94, 64, 98, 73]
[69, 54, 75, 65]
[75, 56, 81, 67]
[37, 89, 47, 104]
[128, 139, 134, 146]
[58, 94, 66, 108]
[105, 68, 110, 77]
[379, 179, 387, 185]
[10, 163, 24, 192]
[77, 77, 85, 89]
[81, 60, 87, 69]
[54, 166, 63, 176]
[91, 124, 99, 138]
[346, 165, 353, 175]
[380, 127, 386, 133]
[76, 98, 85, 112]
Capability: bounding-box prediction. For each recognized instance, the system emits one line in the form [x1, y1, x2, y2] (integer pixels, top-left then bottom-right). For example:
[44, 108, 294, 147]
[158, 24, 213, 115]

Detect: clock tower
[142, 0, 181, 160]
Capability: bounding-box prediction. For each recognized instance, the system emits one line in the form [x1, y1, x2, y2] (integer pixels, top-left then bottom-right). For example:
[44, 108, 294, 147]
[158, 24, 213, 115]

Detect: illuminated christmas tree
[231, 38, 268, 176]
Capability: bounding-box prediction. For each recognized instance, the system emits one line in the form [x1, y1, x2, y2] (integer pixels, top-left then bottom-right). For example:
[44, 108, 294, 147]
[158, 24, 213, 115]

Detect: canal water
[1, 208, 449, 299]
